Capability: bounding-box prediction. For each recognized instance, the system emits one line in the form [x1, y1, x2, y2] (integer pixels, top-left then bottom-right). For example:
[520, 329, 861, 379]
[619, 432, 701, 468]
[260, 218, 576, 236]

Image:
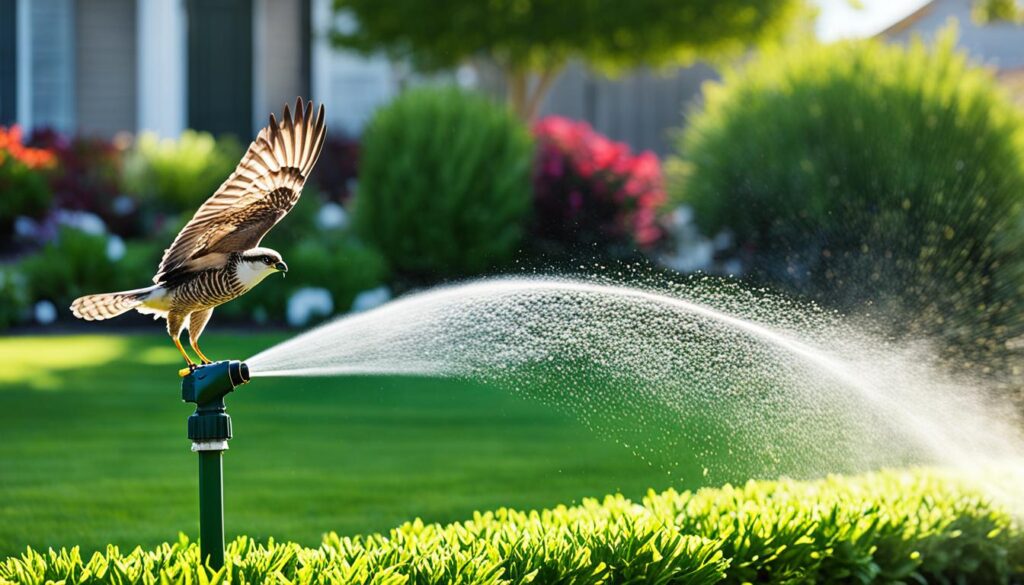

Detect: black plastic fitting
[181, 360, 250, 442]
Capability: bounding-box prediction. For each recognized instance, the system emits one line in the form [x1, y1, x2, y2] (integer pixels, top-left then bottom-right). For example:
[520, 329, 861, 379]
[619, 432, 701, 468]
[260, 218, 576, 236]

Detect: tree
[974, 0, 1024, 22]
[331, 0, 805, 119]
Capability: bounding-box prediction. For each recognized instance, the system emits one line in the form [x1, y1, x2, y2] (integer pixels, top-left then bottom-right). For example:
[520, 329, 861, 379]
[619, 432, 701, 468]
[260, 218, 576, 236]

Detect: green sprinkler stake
[180, 360, 250, 569]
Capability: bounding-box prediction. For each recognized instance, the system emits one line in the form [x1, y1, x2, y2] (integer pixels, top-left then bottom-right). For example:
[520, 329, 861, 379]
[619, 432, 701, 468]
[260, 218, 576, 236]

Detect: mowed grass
[0, 333, 692, 557]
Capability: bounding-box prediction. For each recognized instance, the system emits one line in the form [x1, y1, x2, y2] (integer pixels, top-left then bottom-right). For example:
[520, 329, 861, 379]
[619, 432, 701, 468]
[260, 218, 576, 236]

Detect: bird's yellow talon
[191, 341, 213, 365]
[174, 337, 196, 367]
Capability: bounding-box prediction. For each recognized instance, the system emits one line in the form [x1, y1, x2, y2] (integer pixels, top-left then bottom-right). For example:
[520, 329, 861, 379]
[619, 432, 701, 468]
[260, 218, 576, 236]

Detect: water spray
[247, 277, 1024, 511]
[179, 360, 250, 569]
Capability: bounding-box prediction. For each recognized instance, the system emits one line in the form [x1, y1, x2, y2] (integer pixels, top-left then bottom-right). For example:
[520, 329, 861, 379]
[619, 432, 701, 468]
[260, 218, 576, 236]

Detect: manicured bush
[669, 32, 1024, 351]
[532, 116, 666, 257]
[0, 126, 55, 236]
[123, 130, 243, 213]
[355, 87, 533, 279]
[2, 469, 1020, 584]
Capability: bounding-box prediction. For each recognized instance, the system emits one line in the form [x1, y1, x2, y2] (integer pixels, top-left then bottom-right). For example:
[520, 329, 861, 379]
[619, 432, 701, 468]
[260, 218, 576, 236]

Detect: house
[880, 0, 1024, 70]
[0, 0, 712, 154]
[3, 0, 1020, 152]
[0, 0, 396, 140]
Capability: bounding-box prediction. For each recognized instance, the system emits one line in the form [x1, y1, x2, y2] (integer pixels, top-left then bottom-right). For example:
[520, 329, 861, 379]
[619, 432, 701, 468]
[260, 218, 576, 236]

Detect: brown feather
[153, 98, 326, 283]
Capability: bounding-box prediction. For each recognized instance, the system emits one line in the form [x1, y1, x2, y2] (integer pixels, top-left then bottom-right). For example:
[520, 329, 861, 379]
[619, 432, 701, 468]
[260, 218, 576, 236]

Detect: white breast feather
[236, 262, 275, 290]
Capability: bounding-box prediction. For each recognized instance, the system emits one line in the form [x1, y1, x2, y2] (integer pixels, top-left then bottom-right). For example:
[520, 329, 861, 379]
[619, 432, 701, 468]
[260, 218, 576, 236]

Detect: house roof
[877, 0, 937, 37]
[873, 0, 1024, 71]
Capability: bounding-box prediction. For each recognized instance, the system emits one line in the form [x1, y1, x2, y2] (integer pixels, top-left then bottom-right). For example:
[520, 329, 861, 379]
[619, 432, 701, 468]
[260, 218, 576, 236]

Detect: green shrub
[355, 87, 533, 279]
[669, 32, 1024, 352]
[2, 469, 1020, 584]
[0, 266, 30, 328]
[19, 228, 113, 306]
[123, 130, 243, 213]
[18, 228, 161, 316]
[0, 157, 52, 235]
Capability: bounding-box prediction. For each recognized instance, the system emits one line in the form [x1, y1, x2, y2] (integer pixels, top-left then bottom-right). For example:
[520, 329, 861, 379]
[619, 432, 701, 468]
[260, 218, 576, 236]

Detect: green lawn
[0, 333, 693, 557]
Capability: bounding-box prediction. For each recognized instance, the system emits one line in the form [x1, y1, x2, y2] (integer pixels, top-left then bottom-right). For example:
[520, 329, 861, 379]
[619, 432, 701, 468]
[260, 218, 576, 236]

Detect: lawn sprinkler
[180, 360, 250, 569]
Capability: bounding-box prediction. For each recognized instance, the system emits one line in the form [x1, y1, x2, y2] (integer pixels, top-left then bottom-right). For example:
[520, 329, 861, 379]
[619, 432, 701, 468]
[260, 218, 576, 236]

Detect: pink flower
[532, 116, 667, 249]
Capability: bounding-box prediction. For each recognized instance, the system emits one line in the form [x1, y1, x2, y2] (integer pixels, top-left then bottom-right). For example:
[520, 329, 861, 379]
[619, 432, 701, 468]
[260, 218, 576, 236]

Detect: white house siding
[254, 0, 307, 132]
[27, 0, 75, 132]
[137, 0, 185, 138]
[75, 0, 137, 137]
[311, 0, 396, 136]
[883, 0, 1024, 70]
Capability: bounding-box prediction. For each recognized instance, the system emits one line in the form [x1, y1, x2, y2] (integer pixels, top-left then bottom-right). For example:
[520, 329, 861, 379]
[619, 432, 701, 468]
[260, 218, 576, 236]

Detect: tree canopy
[331, 0, 806, 118]
[974, 0, 1024, 22]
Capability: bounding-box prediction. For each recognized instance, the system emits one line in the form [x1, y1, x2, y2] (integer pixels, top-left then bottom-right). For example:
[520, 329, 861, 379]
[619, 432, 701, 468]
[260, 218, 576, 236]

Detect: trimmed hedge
[355, 86, 534, 279]
[669, 31, 1024, 353]
[2, 469, 1020, 584]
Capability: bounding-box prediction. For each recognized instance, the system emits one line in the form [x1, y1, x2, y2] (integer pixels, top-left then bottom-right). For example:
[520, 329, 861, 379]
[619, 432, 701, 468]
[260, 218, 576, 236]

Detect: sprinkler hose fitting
[180, 360, 250, 570]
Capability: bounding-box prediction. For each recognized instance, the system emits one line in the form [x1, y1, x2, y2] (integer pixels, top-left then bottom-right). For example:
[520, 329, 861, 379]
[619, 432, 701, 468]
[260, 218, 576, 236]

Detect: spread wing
[154, 98, 326, 283]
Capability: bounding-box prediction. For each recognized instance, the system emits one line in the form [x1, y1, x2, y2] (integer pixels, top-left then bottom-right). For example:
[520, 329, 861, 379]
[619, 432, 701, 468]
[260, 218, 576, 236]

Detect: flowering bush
[532, 117, 666, 255]
[29, 129, 141, 237]
[0, 125, 56, 169]
[0, 126, 55, 236]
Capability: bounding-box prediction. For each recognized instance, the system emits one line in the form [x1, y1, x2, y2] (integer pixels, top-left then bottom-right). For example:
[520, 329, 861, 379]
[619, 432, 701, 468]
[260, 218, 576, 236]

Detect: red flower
[0, 126, 57, 170]
[531, 116, 666, 250]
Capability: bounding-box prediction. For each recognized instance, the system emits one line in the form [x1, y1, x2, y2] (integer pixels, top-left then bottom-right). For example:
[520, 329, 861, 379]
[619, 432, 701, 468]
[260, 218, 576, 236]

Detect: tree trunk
[507, 70, 529, 120]
[505, 65, 563, 122]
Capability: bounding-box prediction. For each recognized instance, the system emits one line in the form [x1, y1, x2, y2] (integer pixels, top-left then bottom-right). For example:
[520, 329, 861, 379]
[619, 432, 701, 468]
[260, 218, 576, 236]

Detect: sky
[815, 0, 934, 41]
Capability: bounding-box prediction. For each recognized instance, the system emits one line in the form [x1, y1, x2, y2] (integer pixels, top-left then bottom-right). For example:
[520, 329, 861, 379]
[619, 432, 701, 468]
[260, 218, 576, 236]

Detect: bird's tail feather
[70, 286, 157, 321]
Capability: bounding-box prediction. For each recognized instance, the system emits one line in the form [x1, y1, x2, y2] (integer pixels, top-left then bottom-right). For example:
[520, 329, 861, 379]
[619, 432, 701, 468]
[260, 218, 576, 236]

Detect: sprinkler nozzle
[181, 361, 249, 443]
[181, 360, 249, 407]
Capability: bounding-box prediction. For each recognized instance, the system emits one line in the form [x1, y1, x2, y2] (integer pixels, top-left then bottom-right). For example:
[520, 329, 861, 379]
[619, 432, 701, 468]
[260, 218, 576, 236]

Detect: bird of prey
[71, 98, 326, 367]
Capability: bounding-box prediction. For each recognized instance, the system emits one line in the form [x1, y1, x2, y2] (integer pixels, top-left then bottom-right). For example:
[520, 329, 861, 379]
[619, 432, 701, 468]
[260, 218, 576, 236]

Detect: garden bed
[2, 469, 1019, 584]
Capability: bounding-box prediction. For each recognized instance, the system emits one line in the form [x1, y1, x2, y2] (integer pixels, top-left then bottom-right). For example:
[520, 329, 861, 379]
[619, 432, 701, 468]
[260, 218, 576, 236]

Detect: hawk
[71, 98, 327, 367]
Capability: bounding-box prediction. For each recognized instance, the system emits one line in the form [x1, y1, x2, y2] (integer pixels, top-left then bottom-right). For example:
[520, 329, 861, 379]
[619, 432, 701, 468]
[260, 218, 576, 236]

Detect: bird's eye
[264, 257, 273, 265]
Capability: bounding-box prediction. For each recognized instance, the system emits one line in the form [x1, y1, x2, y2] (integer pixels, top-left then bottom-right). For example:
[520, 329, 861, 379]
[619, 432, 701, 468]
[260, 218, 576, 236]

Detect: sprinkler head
[181, 360, 250, 407]
[181, 361, 250, 443]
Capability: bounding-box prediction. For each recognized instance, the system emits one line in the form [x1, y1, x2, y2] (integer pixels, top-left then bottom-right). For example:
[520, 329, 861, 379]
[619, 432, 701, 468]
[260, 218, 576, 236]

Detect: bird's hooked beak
[275, 261, 288, 277]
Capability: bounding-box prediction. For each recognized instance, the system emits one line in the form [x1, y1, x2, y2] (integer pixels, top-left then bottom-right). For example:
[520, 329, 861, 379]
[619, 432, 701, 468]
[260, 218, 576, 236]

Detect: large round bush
[355, 87, 533, 278]
[670, 34, 1024, 352]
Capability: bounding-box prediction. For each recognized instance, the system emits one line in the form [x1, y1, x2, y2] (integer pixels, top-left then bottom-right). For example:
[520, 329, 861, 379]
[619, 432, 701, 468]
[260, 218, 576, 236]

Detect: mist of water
[247, 277, 1024, 508]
